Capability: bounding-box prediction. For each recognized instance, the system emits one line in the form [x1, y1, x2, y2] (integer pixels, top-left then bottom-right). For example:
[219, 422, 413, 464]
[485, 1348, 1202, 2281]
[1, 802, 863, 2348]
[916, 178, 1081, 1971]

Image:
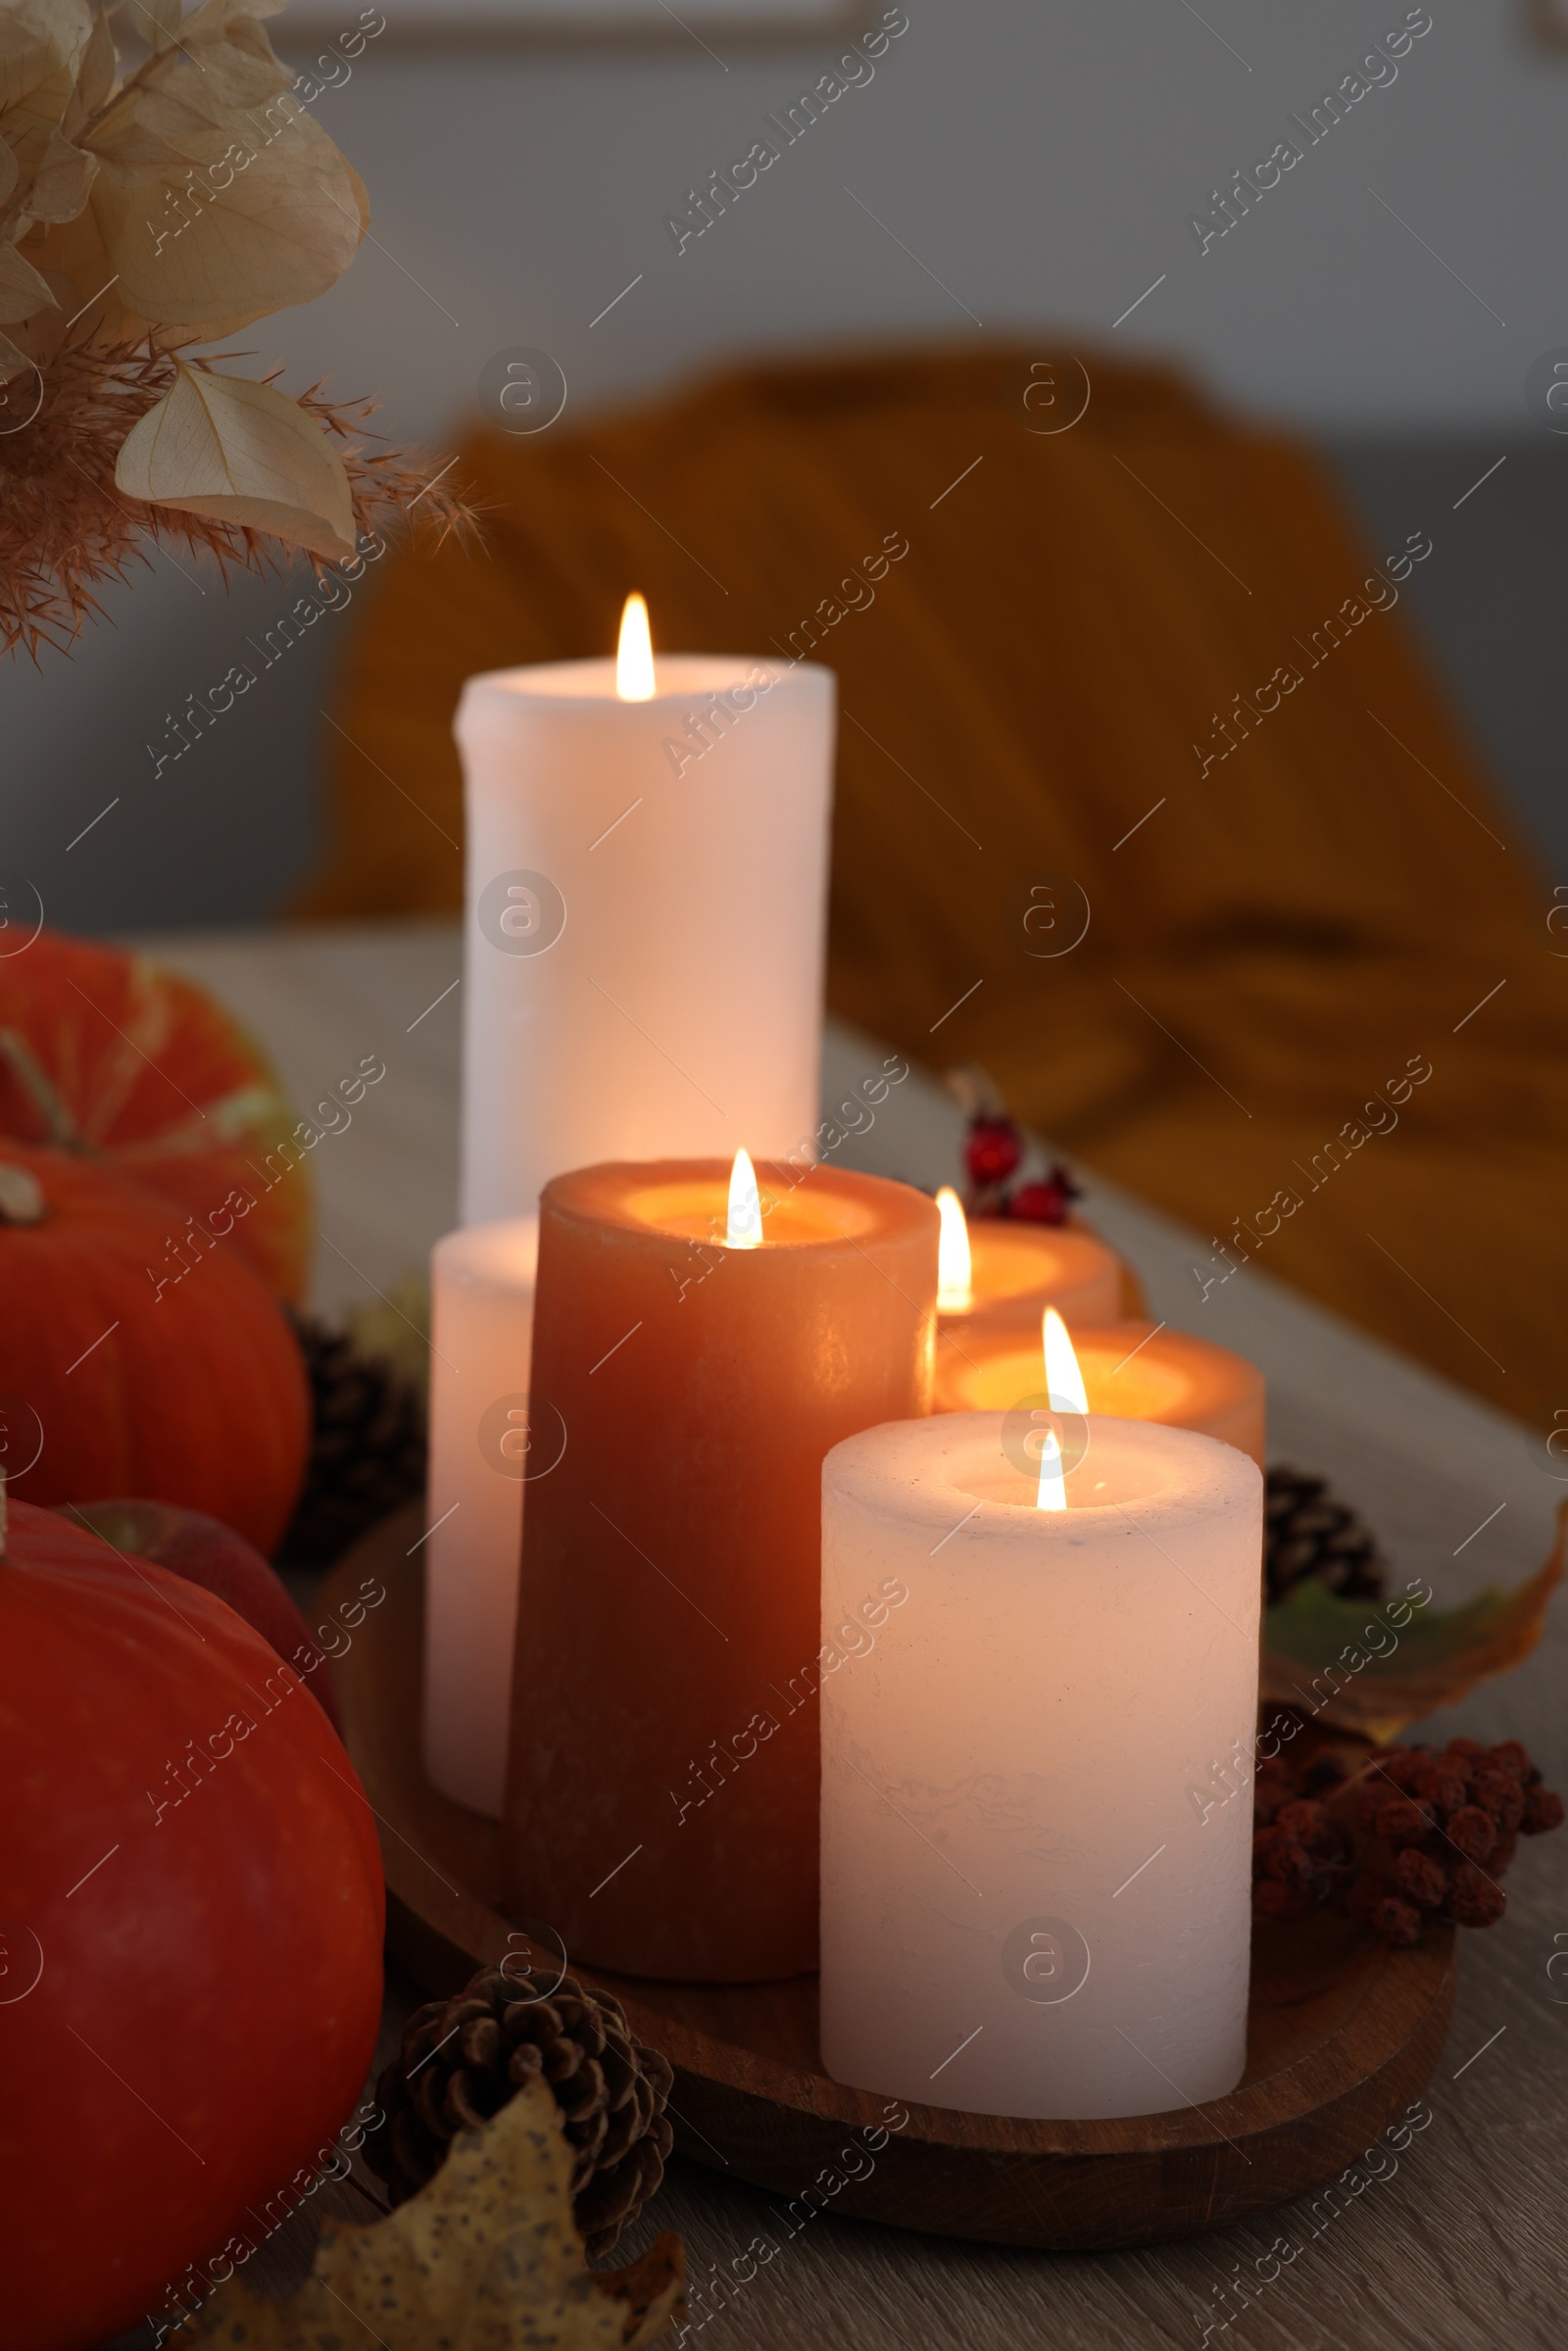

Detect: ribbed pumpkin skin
[0, 1144, 310, 1553]
[63, 1499, 343, 1733]
[0, 926, 313, 1301]
[0, 1499, 384, 2351]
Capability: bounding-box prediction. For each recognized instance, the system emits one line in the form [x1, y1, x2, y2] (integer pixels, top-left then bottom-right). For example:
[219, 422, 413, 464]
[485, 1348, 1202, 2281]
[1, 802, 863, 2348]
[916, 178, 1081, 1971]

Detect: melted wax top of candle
[623, 1177, 877, 1249]
[960, 1219, 1089, 1304]
[962, 1341, 1194, 1420]
[948, 1433, 1179, 1516]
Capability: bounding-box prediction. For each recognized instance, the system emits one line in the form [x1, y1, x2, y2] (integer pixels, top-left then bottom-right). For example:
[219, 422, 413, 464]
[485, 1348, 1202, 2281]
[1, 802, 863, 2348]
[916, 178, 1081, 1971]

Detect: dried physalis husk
[0, 0, 368, 349]
[116, 359, 357, 560]
[81, 10, 367, 344]
[175, 2074, 686, 2351]
[0, 0, 91, 193]
[0, 238, 55, 322]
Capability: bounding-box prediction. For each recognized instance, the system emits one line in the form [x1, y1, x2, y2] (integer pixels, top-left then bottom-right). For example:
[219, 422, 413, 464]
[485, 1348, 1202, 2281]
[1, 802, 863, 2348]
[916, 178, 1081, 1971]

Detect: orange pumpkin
[0, 926, 313, 1301]
[0, 1144, 309, 1554]
[0, 1494, 384, 2351]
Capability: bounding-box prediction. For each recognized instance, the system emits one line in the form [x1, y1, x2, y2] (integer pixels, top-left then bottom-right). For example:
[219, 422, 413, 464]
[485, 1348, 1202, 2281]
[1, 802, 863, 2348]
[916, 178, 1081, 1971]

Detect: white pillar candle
[455, 641, 835, 1226]
[820, 1410, 1262, 2121]
[423, 1219, 539, 1814]
[431, 611, 834, 1806]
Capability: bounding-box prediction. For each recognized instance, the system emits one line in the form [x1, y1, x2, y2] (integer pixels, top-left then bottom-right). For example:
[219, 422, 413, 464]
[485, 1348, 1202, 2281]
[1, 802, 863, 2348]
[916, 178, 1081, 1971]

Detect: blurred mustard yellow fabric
[299, 344, 1563, 1424]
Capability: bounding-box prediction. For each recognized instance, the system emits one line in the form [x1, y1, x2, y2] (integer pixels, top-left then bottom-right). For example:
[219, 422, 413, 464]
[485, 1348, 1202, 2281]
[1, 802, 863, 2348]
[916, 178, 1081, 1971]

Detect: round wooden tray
[320, 1509, 1456, 2251]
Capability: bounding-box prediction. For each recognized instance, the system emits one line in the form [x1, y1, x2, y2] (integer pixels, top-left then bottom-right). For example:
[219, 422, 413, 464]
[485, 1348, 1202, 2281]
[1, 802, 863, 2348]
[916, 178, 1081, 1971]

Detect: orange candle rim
[541, 1157, 938, 1252]
[940, 1318, 1264, 1408]
[941, 1216, 1119, 1313]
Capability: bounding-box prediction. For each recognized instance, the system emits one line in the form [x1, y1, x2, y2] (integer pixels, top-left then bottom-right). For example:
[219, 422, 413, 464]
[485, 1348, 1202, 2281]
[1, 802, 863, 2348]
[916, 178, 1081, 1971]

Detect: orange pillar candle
[936, 1314, 1265, 1465]
[501, 1154, 938, 1982]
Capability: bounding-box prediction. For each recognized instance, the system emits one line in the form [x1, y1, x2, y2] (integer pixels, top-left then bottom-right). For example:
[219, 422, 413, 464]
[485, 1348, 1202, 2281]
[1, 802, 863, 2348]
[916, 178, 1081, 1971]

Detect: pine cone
[279, 1311, 427, 1566]
[364, 1966, 675, 2259]
[1264, 1467, 1386, 1607]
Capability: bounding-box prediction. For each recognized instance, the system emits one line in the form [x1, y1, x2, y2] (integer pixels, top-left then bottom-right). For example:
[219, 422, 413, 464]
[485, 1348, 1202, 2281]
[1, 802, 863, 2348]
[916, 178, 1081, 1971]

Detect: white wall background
[5, 0, 1565, 932]
[261, 0, 1568, 441]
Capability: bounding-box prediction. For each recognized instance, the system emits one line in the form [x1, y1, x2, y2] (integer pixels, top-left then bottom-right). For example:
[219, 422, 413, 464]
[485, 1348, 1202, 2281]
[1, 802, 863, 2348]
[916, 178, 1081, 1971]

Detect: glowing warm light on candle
[1034, 1308, 1086, 1512]
[1035, 1424, 1067, 1512]
[726, 1148, 762, 1249]
[936, 1187, 972, 1312]
[1043, 1306, 1088, 1413]
[615, 593, 655, 700]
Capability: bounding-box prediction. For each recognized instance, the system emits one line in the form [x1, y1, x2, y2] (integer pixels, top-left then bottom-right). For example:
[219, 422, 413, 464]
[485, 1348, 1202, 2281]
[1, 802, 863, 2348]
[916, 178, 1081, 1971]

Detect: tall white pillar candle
[433, 627, 833, 1803]
[820, 1412, 1262, 2120]
[423, 1219, 538, 1814]
[455, 652, 835, 1226]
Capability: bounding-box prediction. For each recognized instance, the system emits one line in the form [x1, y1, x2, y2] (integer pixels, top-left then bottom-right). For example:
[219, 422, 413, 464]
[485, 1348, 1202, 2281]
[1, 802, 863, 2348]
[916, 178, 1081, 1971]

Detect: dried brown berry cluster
[1252, 1732, 1563, 1945]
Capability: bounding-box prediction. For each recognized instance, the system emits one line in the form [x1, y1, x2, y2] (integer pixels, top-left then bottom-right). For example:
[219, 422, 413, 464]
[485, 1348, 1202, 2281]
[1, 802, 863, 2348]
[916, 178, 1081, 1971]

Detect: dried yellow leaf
[115, 361, 356, 560]
[1262, 1501, 1567, 1744]
[178, 2077, 686, 2350]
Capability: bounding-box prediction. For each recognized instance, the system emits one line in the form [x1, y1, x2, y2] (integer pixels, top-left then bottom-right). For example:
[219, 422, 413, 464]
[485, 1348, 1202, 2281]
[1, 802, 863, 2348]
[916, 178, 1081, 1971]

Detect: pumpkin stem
[0, 1030, 82, 1151]
[0, 1162, 45, 1225]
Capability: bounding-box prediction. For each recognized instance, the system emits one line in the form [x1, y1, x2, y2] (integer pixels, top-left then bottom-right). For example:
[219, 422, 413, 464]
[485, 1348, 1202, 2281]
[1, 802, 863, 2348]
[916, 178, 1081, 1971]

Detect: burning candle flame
[936, 1187, 972, 1312]
[1044, 1306, 1088, 1412]
[1035, 1425, 1066, 1512]
[615, 593, 655, 700]
[726, 1148, 762, 1249]
[1035, 1309, 1086, 1512]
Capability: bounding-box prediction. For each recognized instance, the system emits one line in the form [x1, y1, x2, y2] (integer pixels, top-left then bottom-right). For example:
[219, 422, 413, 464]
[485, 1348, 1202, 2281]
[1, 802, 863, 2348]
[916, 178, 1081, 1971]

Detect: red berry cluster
[961, 1112, 1082, 1225]
[1252, 1733, 1563, 1946]
[963, 1115, 1021, 1190]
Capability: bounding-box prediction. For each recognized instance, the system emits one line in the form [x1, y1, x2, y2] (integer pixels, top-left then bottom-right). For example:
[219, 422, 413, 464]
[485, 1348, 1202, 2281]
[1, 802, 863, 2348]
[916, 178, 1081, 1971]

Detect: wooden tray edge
[320, 1516, 1458, 2248]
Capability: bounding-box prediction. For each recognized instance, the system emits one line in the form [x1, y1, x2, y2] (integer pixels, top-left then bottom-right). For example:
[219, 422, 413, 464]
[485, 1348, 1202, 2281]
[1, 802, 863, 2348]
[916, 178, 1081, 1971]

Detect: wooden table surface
[104, 921, 1567, 2351]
